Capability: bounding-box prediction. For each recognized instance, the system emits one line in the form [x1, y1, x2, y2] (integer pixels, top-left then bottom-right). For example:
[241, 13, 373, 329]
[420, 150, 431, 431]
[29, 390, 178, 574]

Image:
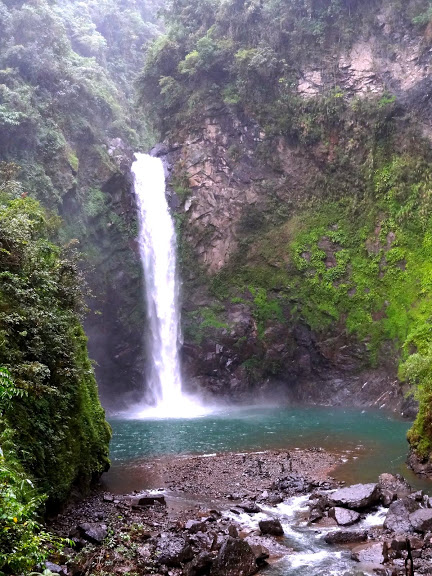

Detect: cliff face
[143, 1, 432, 455]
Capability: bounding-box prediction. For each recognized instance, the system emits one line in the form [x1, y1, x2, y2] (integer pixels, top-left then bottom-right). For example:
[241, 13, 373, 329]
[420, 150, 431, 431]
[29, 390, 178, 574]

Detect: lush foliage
[0, 368, 64, 575]
[0, 177, 111, 506]
[140, 0, 428, 136]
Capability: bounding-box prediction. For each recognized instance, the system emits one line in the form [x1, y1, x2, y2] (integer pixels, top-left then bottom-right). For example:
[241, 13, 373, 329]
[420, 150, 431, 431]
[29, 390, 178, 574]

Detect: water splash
[131, 153, 205, 418]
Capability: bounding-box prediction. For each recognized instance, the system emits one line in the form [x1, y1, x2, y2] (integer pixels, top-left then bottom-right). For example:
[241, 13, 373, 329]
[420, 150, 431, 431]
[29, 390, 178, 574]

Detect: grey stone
[328, 483, 380, 509]
[409, 508, 432, 533]
[378, 473, 411, 499]
[384, 497, 421, 533]
[186, 551, 214, 576]
[157, 534, 194, 566]
[258, 519, 284, 536]
[238, 501, 261, 514]
[210, 537, 257, 576]
[78, 522, 107, 544]
[324, 530, 368, 544]
[351, 542, 384, 564]
[329, 507, 361, 526]
[185, 519, 207, 533]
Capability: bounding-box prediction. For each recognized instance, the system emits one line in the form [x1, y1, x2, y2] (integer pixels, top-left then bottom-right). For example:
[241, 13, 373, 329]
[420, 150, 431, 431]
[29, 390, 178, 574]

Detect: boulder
[210, 537, 257, 576]
[324, 530, 368, 545]
[378, 473, 411, 499]
[186, 519, 208, 533]
[157, 535, 194, 566]
[258, 519, 284, 536]
[409, 508, 432, 533]
[329, 507, 361, 526]
[238, 501, 261, 514]
[137, 494, 166, 506]
[351, 542, 384, 564]
[328, 483, 380, 510]
[383, 497, 421, 533]
[77, 522, 107, 544]
[248, 543, 269, 566]
[186, 551, 214, 576]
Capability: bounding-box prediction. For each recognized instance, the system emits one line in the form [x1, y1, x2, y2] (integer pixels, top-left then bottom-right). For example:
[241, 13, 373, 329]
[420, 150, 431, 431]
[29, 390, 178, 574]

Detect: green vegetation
[0, 171, 111, 508]
[0, 369, 66, 574]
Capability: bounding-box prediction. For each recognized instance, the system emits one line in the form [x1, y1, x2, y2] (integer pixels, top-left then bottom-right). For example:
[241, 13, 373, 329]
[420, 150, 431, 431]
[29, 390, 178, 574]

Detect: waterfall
[131, 153, 204, 418]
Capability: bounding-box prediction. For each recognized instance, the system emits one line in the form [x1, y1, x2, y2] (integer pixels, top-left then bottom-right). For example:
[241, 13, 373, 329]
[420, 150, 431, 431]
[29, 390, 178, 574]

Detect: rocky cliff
[142, 0, 432, 462]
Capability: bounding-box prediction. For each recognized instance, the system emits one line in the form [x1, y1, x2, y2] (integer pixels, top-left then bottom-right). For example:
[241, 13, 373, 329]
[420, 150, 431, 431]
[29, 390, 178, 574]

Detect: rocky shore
[46, 449, 432, 576]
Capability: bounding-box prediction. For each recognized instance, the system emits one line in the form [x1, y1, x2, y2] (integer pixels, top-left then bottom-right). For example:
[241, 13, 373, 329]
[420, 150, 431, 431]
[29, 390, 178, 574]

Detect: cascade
[131, 153, 204, 418]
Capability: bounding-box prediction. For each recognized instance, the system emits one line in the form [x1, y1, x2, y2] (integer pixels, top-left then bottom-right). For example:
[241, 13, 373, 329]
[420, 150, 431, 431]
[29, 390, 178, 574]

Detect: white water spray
[131, 153, 205, 418]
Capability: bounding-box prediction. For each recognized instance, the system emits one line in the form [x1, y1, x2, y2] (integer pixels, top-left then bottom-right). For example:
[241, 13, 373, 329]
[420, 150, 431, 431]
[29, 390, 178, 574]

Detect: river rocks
[258, 519, 284, 536]
[329, 506, 361, 526]
[324, 530, 368, 544]
[186, 551, 214, 576]
[186, 519, 208, 533]
[328, 483, 380, 509]
[77, 522, 107, 544]
[210, 537, 258, 576]
[409, 509, 432, 533]
[351, 542, 384, 564]
[384, 497, 421, 533]
[238, 501, 261, 514]
[378, 473, 412, 500]
[157, 534, 194, 566]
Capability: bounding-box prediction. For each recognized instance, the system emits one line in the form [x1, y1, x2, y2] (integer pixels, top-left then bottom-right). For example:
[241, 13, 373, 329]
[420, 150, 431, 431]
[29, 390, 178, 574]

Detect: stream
[103, 404, 432, 576]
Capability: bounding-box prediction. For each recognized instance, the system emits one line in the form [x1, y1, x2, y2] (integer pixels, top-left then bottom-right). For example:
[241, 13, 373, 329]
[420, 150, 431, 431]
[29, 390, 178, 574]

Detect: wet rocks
[258, 519, 284, 536]
[76, 522, 107, 544]
[238, 501, 261, 514]
[328, 483, 380, 509]
[383, 497, 421, 533]
[409, 508, 432, 533]
[329, 506, 361, 526]
[157, 534, 195, 566]
[210, 537, 258, 576]
[324, 529, 368, 544]
[351, 542, 384, 564]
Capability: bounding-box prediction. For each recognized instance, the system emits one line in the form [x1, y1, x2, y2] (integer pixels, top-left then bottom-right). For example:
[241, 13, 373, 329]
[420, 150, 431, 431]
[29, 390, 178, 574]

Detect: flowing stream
[131, 153, 203, 418]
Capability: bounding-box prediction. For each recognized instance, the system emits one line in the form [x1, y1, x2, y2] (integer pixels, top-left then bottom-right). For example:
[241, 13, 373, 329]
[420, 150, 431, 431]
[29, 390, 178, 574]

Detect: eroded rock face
[328, 483, 380, 510]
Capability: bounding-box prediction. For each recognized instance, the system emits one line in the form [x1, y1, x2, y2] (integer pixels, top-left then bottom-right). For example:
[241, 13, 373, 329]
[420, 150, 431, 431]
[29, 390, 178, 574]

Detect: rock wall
[152, 7, 432, 414]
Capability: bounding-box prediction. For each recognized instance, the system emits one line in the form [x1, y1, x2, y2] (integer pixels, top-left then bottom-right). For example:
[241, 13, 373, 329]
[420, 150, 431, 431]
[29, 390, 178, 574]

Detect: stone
[186, 551, 214, 576]
[45, 562, 65, 575]
[210, 537, 257, 576]
[248, 543, 269, 566]
[103, 493, 114, 502]
[409, 508, 432, 533]
[238, 501, 261, 514]
[186, 519, 207, 533]
[378, 473, 411, 499]
[266, 493, 283, 506]
[157, 535, 194, 567]
[329, 507, 361, 526]
[78, 522, 107, 544]
[137, 494, 166, 506]
[324, 530, 368, 545]
[383, 497, 421, 533]
[258, 519, 284, 536]
[351, 542, 384, 564]
[328, 483, 380, 509]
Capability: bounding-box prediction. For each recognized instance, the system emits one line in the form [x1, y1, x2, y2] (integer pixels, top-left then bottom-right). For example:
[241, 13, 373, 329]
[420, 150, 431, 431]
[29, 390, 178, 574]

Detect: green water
[107, 405, 431, 492]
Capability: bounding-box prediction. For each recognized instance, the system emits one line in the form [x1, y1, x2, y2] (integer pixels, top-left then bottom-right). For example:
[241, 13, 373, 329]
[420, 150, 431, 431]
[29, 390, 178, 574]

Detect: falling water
[131, 153, 205, 418]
